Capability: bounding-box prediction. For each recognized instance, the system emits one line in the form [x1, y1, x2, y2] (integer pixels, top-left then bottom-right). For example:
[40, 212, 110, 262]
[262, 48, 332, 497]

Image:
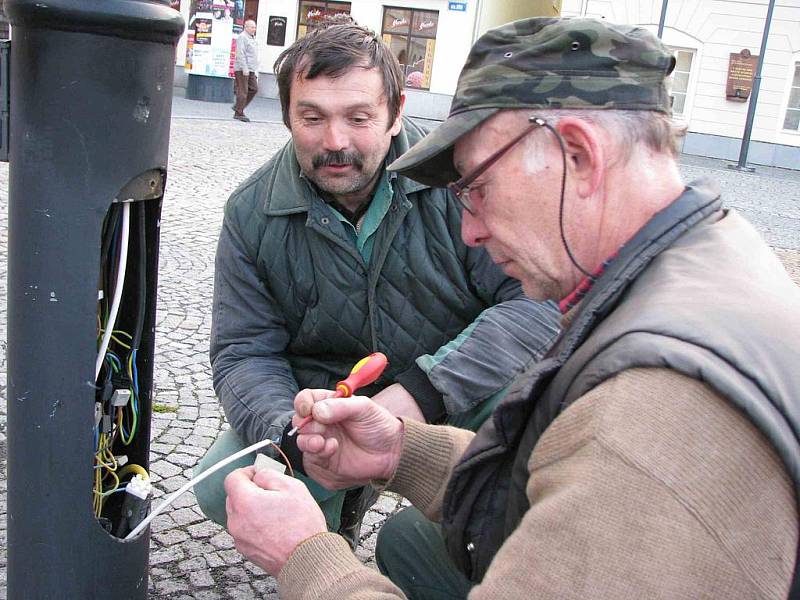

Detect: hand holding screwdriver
[287, 352, 388, 436]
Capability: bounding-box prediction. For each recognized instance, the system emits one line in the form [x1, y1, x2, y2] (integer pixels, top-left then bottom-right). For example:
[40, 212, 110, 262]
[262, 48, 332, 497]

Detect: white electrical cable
[95, 202, 131, 381]
[124, 438, 275, 540]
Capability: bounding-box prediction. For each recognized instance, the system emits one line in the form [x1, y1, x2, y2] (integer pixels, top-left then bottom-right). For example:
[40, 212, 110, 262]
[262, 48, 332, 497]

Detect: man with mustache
[195, 19, 561, 548]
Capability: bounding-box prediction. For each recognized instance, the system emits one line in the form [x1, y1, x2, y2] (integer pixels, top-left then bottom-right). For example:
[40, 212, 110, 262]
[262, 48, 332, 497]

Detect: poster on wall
[185, 0, 246, 78]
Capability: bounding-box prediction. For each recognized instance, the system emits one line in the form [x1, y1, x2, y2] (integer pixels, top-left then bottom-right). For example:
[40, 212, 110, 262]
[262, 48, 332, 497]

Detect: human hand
[225, 466, 327, 576]
[294, 389, 404, 489]
[242, 68, 250, 77]
[372, 383, 425, 422]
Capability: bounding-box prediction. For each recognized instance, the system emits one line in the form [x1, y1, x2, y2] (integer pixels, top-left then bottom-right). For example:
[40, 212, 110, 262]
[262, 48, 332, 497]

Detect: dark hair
[273, 19, 404, 130]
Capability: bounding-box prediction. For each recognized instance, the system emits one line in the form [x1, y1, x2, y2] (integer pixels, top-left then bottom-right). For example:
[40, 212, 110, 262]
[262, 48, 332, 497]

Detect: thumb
[312, 395, 374, 424]
[252, 469, 304, 493]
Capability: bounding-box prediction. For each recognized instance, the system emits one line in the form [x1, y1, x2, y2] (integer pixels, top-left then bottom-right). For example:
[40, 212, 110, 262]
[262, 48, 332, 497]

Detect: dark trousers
[376, 507, 473, 599]
[234, 70, 258, 116]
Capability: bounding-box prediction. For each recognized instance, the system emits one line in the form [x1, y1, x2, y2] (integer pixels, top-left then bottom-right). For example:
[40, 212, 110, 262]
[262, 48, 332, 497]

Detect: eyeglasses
[447, 116, 546, 215]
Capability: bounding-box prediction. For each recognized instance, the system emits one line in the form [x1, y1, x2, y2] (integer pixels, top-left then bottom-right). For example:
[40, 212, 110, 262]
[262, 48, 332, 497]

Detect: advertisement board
[185, 0, 245, 78]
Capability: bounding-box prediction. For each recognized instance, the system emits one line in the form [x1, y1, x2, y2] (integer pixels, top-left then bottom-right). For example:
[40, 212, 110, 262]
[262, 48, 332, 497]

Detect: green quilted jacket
[210, 117, 561, 446]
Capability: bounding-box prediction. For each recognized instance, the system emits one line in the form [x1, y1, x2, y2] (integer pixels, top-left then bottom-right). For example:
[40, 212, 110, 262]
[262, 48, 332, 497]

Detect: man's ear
[389, 93, 406, 136]
[554, 117, 604, 198]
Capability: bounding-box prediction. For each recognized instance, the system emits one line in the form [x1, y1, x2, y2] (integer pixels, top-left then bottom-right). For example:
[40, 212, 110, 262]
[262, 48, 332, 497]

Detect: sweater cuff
[280, 421, 307, 477]
[278, 533, 366, 598]
[395, 363, 447, 423]
[385, 418, 455, 513]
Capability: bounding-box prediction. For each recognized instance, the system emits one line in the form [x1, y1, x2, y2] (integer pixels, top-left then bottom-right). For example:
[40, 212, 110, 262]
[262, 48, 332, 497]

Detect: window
[297, 1, 351, 38]
[783, 63, 800, 131]
[668, 48, 694, 116]
[381, 7, 438, 90]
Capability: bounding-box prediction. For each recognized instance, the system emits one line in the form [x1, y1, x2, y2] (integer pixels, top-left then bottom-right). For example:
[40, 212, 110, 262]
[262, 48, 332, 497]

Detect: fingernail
[315, 402, 331, 420]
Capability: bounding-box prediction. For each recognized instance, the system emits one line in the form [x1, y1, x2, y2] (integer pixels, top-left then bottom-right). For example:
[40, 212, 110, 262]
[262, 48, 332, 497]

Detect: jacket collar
[262, 116, 430, 215]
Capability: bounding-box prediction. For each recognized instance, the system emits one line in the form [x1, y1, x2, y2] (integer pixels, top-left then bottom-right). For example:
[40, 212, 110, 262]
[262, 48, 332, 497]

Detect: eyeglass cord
[536, 118, 593, 278]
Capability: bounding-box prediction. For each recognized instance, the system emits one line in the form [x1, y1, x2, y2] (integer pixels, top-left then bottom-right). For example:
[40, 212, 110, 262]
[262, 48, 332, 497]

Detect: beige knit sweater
[278, 368, 797, 599]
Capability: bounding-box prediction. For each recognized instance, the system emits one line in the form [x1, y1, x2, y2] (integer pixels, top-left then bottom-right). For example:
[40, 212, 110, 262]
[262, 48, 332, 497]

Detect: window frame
[296, 0, 351, 38]
[666, 46, 695, 119]
[781, 62, 800, 133]
[381, 6, 439, 91]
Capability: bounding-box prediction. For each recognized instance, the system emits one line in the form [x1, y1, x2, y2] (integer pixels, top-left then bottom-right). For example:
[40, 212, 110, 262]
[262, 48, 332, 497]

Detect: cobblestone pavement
[0, 96, 799, 598]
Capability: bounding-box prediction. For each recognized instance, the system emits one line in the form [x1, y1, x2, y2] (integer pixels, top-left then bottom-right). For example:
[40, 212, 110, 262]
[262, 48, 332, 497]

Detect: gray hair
[521, 109, 685, 170]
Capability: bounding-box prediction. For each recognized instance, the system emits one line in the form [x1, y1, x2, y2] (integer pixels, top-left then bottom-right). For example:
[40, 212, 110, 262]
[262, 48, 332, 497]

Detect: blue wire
[106, 352, 122, 371]
[132, 349, 140, 396]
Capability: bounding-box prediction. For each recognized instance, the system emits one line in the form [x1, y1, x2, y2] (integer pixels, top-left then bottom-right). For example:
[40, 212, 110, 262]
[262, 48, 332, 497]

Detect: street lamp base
[727, 163, 756, 173]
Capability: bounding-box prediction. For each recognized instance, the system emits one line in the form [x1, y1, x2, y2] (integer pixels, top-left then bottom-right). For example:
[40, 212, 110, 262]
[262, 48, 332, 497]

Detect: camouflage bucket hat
[388, 17, 676, 188]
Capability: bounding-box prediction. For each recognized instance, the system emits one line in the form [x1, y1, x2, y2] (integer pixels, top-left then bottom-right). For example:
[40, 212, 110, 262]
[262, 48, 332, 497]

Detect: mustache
[312, 150, 364, 170]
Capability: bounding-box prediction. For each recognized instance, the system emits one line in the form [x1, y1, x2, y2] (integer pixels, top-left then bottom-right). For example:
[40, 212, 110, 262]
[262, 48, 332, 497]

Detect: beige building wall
[562, 0, 800, 154]
[475, 0, 562, 38]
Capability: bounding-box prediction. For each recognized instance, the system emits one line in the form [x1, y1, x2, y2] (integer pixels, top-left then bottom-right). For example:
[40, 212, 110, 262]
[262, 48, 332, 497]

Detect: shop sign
[448, 2, 467, 11]
[726, 49, 758, 102]
[267, 16, 287, 46]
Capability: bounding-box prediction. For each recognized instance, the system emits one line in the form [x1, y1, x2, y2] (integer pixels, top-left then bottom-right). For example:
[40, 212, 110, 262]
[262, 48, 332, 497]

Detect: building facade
[173, 0, 800, 167]
[561, 0, 800, 168]
[174, 0, 560, 119]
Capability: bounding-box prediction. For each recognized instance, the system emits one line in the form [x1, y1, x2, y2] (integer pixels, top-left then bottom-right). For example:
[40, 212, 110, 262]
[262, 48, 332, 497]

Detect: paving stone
[189, 569, 216, 588]
[150, 442, 177, 454]
[205, 551, 227, 568]
[192, 425, 219, 438]
[184, 434, 215, 448]
[156, 475, 190, 494]
[251, 578, 278, 594]
[150, 514, 178, 534]
[228, 583, 257, 599]
[218, 549, 245, 565]
[150, 567, 171, 581]
[167, 452, 201, 467]
[155, 579, 190, 594]
[172, 507, 205, 526]
[178, 556, 208, 572]
[188, 520, 220, 538]
[210, 531, 235, 550]
[373, 494, 401, 513]
[150, 546, 185, 566]
[362, 510, 384, 529]
[223, 566, 249, 582]
[177, 444, 209, 457]
[150, 459, 183, 479]
[171, 491, 198, 509]
[153, 528, 191, 546]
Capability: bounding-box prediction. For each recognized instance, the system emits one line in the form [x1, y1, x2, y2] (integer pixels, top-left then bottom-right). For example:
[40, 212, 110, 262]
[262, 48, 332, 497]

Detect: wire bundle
[94, 201, 149, 526]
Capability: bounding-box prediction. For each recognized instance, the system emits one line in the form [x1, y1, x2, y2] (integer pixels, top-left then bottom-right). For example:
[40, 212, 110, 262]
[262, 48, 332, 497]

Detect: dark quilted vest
[225, 119, 493, 394]
[441, 179, 800, 594]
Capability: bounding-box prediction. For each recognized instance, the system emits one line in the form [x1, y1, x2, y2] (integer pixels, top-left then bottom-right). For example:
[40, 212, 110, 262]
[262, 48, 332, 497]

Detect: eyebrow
[294, 101, 377, 113]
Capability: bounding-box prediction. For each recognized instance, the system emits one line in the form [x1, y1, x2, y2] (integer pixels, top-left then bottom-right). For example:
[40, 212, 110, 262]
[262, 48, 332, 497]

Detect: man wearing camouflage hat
[224, 17, 800, 598]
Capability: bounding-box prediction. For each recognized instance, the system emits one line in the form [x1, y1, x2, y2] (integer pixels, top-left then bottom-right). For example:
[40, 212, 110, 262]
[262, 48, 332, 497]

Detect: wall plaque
[267, 16, 287, 46]
[726, 49, 758, 102]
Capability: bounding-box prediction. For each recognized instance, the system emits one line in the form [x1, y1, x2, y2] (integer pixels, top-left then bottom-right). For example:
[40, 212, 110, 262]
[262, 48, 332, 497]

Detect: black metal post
[657, 0, 669, 38]
[5, 1, 183, 597]
[731, 0, 776, 172]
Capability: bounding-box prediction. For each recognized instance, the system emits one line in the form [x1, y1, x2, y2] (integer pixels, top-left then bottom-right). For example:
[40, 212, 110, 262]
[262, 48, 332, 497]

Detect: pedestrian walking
[233, 19, 258, 122]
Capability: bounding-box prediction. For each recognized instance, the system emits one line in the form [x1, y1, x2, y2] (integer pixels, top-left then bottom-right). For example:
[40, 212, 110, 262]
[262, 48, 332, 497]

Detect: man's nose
[461, 209, 489, 247]
[322, 121, 348, 152]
